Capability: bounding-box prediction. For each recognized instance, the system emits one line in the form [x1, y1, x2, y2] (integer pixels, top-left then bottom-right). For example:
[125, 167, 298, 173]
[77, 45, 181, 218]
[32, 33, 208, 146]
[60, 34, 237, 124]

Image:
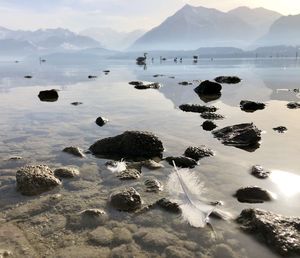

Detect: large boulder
[89, 131, 164, 159]
[237, 209, 300, 256]
[212, 123, 261, 151]
[109, 187, 142, 212]
[194, 80, 222, 95]
[16, 165, 61, 196]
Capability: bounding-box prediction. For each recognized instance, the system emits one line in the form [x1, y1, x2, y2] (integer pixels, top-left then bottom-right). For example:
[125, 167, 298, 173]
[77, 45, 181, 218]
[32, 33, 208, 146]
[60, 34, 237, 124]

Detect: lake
[0, 57, 299, 257]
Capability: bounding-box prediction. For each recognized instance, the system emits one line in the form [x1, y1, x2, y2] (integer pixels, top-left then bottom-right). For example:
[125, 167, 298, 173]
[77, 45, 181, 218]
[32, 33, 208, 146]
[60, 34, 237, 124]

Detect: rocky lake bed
[0, 58, 300, 257]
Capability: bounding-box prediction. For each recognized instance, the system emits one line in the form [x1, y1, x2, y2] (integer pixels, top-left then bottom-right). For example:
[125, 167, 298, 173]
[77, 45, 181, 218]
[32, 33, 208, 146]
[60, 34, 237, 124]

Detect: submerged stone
[54, 167, 80, 178]
[144, 179, 163, 192]
[16, 165, 61, 196]
[142, 159, 164, 170]
[117, 169, 141, 180]
[63, 146, 85, 158]
[109, 187, 142, 212]
[251, 165, 270, 179]
[237, 208, 300, 256]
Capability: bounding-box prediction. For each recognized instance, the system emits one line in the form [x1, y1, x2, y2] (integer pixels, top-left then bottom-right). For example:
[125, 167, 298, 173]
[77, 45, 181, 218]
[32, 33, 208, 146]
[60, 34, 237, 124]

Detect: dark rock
[103, 70, 110, 73]
[184, 146, 214, 161]
[24, 75, 32, 79]
[236, 208, 300, 256]
[198, 93, 221, 103]
[144, 179, 163, 192]
[95, 117, 108, 127]
[54, 167, 80, 178]
[179, 104, 217, 113]
[153, 74, 164, 78]
[63, 146, 85, 158]
[251, 165, 270, 179]
[109, 187, 142, 212]
[88, 75, 97, 79]
[215, 76, 241, 84]
[240, 100, 265, 112]
[16, 165, 61, 196]
[194, 80, 222, 95]
[201, 120, 217, 131]
[134, 82, 161, 90]
[212, 123, 261, 151]
[235, 186, 274, 203]
[273, 126, 287, 133]
[178, 81, 192, 86]
[287, 102, 300, 109]
[89, 131, 164, 159]
[129, 81, 143, 86]
[117, 169, 141, 180]
[165, 156, 197, 168]
[200, 112, 224, 120]
[155, 198, 181, 214]
[71, 102, 83, 106]
[38, 89, 59, 102]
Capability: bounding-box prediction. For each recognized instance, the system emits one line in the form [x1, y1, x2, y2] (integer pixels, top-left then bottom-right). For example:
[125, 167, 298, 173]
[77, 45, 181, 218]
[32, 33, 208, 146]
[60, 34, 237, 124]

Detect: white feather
[167, 161, 221, 228]
[106, 160, 127, 173]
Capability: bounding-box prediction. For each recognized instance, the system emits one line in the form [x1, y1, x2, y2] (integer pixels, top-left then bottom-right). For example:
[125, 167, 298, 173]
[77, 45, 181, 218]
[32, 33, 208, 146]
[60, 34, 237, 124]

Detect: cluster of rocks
[16, 165, 79, 196]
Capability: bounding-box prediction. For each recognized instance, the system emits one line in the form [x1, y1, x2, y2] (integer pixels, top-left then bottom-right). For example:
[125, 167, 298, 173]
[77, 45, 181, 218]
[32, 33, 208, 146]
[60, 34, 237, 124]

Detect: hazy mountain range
[80, 27, 145, 50]
[131, 4, 300, 51]
[0, 4, 300, 57]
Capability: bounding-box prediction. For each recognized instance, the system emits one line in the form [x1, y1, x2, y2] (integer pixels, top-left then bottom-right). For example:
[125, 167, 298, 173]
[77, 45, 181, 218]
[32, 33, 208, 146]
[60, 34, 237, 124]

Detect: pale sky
[0, 0, 300, 32]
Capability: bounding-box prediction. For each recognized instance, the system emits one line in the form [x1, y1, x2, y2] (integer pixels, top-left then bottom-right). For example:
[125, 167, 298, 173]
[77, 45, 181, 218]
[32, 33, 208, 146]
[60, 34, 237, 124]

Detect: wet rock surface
[179, 104, 217, 113]
[54, 167, 80, 178]
[38, 89, 59, 102]
[89, 131, 164, 159]
[16, 165, 61, 196]
[237, 208, 300, 256]
[109, 187, 142, 212]
[142, 159, 164, 170]
[235, 186, 273, 203]
[202, 120, 217, 131]
[165, 156, 197, 168]
[240, 100, 265, 112]
[215, 76, 241, 84]
[155, 198, 181, 214]
[200, 112, 224, 120]
[95, 116, 108, 127]
[273, 126, 287, 133]
[117, 169, 141, 180]
[212, 123, 261, 151]
[144, 179, 163, 192]
[184, 146, 214, 161]
[178, 81, 192, 86]
[287, 102, 300, 109]
[62, 146, 85, 158]
[194, 80, 222, 95]
[251, 165, 270, 179]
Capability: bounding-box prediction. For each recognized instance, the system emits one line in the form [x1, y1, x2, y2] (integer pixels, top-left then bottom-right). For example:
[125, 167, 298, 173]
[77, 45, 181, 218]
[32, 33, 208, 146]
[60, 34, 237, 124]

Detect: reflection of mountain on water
[134, 59, 300, 108]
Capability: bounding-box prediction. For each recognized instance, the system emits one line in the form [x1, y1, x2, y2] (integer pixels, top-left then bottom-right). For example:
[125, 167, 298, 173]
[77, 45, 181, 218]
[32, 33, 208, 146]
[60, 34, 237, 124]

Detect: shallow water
[0, 58, 299, 257]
